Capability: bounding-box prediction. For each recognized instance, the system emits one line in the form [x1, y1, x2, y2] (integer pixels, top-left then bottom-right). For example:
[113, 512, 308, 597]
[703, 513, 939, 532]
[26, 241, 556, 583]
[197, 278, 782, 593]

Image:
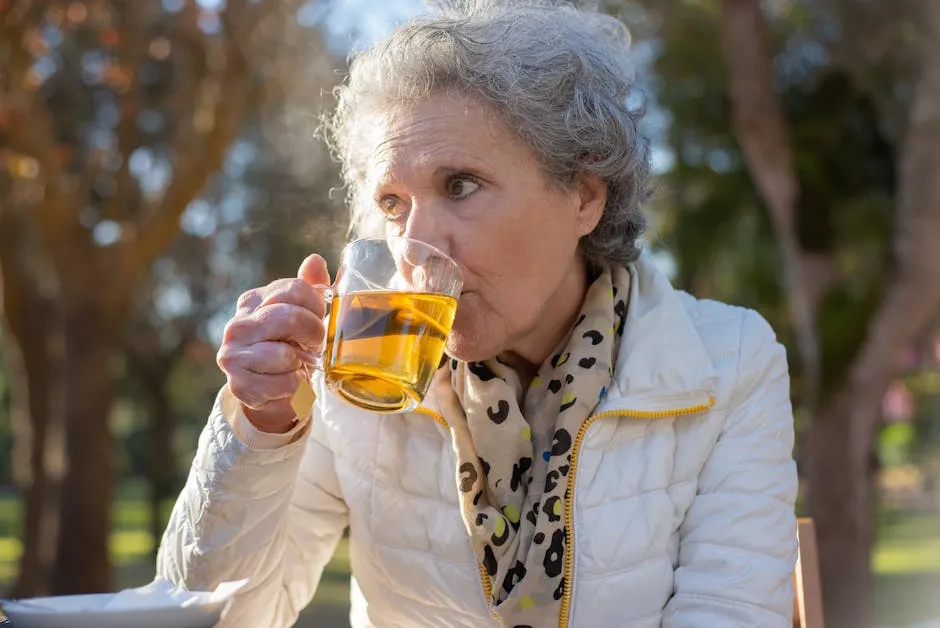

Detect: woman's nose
[401, 204, 452, 259]
[389, 235, 460, 294]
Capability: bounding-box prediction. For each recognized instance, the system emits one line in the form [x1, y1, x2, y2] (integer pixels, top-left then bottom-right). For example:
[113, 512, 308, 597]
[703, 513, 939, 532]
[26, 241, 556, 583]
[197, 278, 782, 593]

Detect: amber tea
[291, 237, 462, 416]
[323, 290, 457, 413]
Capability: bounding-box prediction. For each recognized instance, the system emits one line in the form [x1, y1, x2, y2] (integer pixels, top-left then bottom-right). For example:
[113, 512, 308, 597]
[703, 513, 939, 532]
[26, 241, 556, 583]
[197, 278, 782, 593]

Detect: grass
[0, 484, 938, 627]
[874, 511, 940, 574]
[873, 511, 940, 627]
[875, 573, 940, 628]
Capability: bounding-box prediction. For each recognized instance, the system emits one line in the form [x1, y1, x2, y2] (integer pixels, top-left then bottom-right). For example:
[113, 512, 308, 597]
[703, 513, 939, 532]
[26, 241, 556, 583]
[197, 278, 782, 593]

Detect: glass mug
[295, 237, 463, 414]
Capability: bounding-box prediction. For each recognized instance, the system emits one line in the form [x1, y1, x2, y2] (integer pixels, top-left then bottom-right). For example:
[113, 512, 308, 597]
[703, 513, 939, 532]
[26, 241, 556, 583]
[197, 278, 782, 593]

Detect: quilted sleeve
[662, 310, 799, 627]
[156, 387, 349, 628]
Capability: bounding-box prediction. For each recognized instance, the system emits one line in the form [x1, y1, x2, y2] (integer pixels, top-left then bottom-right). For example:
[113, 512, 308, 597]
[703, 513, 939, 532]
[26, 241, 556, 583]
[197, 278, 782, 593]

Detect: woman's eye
[446, 175, 480, 200]
[379, 195, 407, 221]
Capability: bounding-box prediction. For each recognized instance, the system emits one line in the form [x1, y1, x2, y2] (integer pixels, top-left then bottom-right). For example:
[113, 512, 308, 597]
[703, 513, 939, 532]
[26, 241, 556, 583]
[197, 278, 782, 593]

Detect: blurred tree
[0, 199, 64, 597]
[721, 4, 940, 627]
[0, 349, 12, 486]
[0, 0, 340, 594]
[122, 135, 345, 556]
[123, 233, 217, 558]
[607, 0, 940, 625]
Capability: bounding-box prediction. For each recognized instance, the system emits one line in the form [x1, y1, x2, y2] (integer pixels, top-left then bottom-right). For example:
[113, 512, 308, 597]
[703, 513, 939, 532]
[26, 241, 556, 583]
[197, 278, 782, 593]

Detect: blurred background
[0, 1, 938, 627]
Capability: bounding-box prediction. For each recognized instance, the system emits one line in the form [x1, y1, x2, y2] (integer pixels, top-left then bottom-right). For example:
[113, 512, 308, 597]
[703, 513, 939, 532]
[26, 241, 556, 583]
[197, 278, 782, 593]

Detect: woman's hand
[217, 254, 330, 433]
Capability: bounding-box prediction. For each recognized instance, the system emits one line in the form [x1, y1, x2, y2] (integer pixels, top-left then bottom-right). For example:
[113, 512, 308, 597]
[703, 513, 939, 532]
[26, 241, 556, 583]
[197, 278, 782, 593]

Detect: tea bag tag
[290, 379, 317, 420]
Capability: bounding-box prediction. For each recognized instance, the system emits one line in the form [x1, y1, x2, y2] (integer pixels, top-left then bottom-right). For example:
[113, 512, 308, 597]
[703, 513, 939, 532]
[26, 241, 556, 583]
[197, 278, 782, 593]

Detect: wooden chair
[792, 517, 825, 628]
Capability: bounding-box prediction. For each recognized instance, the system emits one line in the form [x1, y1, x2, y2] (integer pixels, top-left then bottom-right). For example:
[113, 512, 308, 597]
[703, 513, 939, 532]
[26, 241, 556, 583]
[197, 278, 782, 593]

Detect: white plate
[0, 579, 247, 628]
[0, 593, 226, 628]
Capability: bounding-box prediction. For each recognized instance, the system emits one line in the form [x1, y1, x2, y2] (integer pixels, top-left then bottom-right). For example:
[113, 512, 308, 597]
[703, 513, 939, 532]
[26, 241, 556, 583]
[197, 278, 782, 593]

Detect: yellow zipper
[414, 406, 500, 622]
[415, 406, 449, 430]
[557, 396, 716, 628]
[416, 396, 717, 628]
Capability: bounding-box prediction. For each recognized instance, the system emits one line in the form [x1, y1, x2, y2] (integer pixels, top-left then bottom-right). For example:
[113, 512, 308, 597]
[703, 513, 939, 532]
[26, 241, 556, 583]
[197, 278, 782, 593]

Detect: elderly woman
[157, 1, 798, 627]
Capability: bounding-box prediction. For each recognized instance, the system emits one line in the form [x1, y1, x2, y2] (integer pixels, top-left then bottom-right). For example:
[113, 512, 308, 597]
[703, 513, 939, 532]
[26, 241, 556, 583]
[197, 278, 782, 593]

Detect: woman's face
[363, 94, 606, 363]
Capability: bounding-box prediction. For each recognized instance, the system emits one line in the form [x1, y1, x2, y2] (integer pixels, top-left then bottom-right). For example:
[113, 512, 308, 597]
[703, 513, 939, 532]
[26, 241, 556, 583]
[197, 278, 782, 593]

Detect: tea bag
[290, 378, 317, 419]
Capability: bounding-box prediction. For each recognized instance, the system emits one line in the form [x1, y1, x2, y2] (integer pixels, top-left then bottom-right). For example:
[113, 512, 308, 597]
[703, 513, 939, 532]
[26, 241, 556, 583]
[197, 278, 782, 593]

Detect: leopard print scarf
[433, 266, 629, 627]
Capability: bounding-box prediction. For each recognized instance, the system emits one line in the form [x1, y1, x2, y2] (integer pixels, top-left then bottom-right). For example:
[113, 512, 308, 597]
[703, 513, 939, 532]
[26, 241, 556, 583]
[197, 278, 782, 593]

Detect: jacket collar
[419, 251, 717, 418]
[596, 252, 716, 414]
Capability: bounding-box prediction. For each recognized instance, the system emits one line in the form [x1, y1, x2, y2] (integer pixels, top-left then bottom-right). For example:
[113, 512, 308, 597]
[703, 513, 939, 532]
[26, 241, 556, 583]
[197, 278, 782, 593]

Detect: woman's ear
[574, 172, 608, 236]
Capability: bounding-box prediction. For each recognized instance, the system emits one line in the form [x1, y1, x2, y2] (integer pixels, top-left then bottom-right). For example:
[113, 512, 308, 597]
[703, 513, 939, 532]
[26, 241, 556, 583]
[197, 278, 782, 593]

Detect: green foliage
[816, 279, 883, 397]
[636, 1, 899, 403]
[879, 423, 917, 467]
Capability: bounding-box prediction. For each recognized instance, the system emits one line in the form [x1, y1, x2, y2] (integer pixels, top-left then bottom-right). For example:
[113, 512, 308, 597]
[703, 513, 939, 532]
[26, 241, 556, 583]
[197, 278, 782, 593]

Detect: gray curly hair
[324, 0, 651, 268]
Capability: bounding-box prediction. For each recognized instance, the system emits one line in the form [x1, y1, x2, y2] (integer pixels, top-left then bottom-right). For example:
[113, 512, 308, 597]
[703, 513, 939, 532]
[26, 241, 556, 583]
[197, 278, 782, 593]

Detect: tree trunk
[718, 0, 830, 409]
[52, 303, 120, 594]
[5, 342, 44, 597]
[0, 211, 64, 598]
[124, 338, 182, 558]
[7, 301, 63, 598]
[143, 373, 176, 559]
[806, 395, 880, 628]
[809, 282, 940, 627]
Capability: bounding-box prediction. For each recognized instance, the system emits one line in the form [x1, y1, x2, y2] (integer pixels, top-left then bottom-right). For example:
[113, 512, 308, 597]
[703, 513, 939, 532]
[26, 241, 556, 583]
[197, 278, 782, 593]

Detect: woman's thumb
[298, 253, 331, 288]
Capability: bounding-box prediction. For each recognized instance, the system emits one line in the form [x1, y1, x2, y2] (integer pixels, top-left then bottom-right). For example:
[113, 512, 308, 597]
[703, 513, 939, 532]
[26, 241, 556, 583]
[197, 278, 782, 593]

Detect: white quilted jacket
[157, 254, 799, 628]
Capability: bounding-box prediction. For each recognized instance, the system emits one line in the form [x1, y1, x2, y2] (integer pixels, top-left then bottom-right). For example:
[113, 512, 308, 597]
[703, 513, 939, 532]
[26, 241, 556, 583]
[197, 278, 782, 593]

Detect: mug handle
[289, 284, 334, 418]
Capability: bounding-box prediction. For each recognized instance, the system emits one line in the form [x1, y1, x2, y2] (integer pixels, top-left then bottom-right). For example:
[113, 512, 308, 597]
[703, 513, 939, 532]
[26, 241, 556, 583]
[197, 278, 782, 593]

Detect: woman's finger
[227, 368, 305, 409]
[217, 341, 303, 376]
[223, 303, 325, 348]
[235, 288, 264, 315]
[257, 277, 328, 319]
